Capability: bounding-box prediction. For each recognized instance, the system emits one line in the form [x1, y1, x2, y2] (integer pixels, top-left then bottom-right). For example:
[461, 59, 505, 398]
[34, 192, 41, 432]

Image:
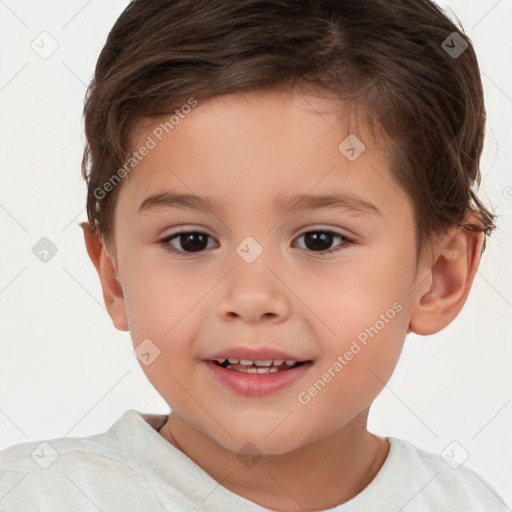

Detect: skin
[84, 85, 483, 511]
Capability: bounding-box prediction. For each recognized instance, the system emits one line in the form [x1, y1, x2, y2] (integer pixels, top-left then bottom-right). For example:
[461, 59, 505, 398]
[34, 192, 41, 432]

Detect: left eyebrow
[138, 190, 381, 217]
[273, 192, 382, 217]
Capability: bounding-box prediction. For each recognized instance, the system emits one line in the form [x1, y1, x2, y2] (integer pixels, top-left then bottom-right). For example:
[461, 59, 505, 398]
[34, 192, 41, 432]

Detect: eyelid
[293, 225, 355, 240]
[160, 225, 215, 239]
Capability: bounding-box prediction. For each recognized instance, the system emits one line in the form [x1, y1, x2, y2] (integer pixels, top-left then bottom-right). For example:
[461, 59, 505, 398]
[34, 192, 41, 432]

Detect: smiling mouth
[212, 358, 308, 373]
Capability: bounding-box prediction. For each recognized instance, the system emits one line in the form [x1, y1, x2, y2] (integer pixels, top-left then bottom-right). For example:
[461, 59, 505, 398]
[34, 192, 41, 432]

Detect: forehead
[116, 87, 409, 222]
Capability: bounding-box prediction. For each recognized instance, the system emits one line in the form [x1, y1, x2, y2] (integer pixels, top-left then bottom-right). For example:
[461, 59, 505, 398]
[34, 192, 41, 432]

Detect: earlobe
[409, 220, 484, 336]
[81, 222, 129, 332]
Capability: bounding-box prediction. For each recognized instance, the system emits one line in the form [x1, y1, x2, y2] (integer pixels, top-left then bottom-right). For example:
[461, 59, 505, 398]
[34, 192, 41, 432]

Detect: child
[0, 0, 508, 510]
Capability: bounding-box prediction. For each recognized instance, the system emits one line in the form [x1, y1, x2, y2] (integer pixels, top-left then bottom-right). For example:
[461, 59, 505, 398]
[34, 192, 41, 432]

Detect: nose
[217, 257, 291, 324]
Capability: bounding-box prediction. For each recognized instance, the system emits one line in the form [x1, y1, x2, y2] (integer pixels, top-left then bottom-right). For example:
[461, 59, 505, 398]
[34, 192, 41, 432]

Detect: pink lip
[208, 347, 306, 362]
[205, 360, 313, 397]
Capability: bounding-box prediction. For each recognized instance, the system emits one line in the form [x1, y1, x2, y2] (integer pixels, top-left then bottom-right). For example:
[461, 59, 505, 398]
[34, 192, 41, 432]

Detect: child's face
[112, 88, 423, 454]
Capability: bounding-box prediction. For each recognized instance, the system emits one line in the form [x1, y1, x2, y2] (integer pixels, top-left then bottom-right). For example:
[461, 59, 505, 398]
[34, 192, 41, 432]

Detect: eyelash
[159, 229, 354, 257]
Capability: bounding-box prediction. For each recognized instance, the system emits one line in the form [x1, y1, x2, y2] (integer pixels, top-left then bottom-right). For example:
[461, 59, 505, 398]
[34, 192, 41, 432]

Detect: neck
[159, 410, 389, 511]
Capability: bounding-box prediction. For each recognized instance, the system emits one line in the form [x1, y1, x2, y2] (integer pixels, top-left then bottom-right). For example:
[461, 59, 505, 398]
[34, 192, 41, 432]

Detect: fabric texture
[0, 409, 507, 511]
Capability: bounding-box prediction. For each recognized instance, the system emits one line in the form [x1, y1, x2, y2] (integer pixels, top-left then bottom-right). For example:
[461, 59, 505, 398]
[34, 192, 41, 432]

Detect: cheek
[122, 274, 202, 410]
[295, 313, 407, 441]
[120, 261, 211, 395]
[314, 251, 413, 339]
[121, 254, 209, 340]
[297, 248, 413, 416]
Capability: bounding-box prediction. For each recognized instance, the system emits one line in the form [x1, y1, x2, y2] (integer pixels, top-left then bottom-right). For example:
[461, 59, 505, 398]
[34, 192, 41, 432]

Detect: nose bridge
[217, 234, 290, 323]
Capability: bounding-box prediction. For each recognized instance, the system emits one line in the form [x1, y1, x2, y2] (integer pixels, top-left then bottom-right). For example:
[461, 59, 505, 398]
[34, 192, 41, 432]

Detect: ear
[409, 215, 484, 335]
[81, 222, 129, 331]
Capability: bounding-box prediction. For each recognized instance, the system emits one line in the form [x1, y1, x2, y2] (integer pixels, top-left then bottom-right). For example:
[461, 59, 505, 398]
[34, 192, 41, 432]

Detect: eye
[293, 230, 352, 254]
[160, 231, 217, 254]
[159, 228, 352, 256]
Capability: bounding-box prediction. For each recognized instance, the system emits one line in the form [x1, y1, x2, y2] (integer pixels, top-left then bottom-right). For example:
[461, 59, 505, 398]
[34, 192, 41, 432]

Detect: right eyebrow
[138, 191, 224, 215]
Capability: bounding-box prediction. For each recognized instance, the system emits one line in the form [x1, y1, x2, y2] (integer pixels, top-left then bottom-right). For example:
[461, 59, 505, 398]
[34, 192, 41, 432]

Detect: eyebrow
[138, 190, 381, 216]
[275, 192, 381, 217]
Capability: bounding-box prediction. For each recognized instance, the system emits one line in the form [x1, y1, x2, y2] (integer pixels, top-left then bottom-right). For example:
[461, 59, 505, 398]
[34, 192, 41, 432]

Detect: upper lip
[207, 347, 309, 362]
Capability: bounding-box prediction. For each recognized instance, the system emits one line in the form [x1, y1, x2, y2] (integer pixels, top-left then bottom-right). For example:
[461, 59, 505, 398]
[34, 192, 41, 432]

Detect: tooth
[216, 358, 226, 364]
[240, 359, 254, 365]
[228, 358, 240, 364]
[285, 360, 297, 366]
[228, 365, 246, 372]
[269, 368, 279, 373]
[256, 368, 271, 373]
[273, 359, 284, 366]
[254, 360, 272, 366]
[246, 367, 258, 373]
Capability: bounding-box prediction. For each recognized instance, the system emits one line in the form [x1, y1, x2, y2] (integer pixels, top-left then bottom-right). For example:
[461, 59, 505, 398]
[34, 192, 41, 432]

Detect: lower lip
[205, 361, 312, 397]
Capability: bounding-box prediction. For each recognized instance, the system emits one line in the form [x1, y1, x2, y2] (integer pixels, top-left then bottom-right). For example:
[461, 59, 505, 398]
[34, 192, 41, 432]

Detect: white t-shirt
[0, 409, 507, 511]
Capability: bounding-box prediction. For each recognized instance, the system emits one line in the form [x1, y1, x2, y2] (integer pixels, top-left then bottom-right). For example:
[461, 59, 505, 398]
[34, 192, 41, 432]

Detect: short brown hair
[82, 0, 495, 256]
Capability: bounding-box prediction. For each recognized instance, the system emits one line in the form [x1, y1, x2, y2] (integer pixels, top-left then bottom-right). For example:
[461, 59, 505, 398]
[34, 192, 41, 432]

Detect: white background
[0, 0, 511, 507]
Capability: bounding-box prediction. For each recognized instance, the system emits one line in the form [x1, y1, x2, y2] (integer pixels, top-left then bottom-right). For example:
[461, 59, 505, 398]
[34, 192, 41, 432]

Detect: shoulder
[375, 437, 507, 511]
[0, 411, 166, 511]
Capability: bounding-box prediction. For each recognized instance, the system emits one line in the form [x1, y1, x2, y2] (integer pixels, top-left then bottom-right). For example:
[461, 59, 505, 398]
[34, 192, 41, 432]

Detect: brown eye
[304, 232, 334, 251]
[294, 230, 350, 254]
[162, 231, 215, 253]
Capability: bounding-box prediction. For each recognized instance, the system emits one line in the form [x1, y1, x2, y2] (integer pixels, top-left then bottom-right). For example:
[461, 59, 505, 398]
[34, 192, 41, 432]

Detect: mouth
[207, 356, 313, 397]
[211, 358, 307, 373]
